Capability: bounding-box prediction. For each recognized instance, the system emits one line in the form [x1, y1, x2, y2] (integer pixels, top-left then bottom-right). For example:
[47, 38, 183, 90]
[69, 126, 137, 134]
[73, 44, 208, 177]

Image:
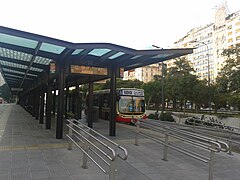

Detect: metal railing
[134, 119, 229, 180]
[181, 118, 240, 155]
[66, 119, 128, 180]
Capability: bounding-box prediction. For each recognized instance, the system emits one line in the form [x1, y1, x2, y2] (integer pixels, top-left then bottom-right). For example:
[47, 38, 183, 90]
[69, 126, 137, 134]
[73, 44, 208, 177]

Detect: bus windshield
[118, 96, 145, 114]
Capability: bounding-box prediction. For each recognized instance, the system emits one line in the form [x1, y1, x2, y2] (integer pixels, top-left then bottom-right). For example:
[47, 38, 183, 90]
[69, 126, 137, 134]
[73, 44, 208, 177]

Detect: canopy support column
[65, 87, 69, 117]
[56, 62, 65, 139]
[46, 82, 52, 129]
[75, 85, 81, 119]
[88, 80, 93, 128]
[34, 88, 40, 120]
[52, 89, 56, 116]
[109, 66, 117, 136]
[39, 86, 45, 124]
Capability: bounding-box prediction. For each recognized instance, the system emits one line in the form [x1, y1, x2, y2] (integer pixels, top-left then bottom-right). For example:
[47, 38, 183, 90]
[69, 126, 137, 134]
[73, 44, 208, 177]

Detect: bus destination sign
[120, 89, 144, 97]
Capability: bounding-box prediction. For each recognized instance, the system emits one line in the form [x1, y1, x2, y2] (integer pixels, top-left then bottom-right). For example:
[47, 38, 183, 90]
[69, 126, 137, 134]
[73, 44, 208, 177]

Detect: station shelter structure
[0, 26, 193, 138]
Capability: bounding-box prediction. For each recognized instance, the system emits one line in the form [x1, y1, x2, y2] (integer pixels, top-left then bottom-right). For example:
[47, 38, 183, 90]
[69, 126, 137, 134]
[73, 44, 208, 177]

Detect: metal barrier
[134, 119, 229, 180]
[175, 118, 240, 155]
[66, 119, 128, 180]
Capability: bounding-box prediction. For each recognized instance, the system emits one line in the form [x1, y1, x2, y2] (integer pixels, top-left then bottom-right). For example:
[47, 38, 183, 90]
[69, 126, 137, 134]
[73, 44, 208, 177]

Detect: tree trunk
[173, 99, 177, 111]
[147, 96, 152, 110]
[183, 98, 186, 116]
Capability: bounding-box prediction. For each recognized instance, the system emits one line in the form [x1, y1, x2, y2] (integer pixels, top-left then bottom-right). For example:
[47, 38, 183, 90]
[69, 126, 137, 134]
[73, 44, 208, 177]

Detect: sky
[0, 0, 239, 50]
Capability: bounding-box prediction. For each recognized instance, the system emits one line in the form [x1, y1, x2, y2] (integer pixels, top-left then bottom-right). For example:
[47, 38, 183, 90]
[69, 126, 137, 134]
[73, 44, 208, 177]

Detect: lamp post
[190, 41, 211, 114]
[152, 45, 165, 114]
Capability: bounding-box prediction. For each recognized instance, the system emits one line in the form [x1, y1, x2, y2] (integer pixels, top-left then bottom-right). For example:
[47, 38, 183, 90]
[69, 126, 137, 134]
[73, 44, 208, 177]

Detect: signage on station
[120, 68, 124, 78]
[49, 62, 56, 74]
[70, 65, 108, 75]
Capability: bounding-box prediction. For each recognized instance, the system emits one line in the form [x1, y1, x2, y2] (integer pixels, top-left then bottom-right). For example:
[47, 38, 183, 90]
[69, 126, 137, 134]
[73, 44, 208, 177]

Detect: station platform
[1, 104, 240, 180]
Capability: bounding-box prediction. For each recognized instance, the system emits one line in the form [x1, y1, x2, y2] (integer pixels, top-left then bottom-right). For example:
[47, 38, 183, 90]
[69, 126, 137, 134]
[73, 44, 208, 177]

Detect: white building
[123, 4, 240, 84]
[173, 4, 240, 82]
[123, 64, 162, 83]
[226, 10, 240, 48]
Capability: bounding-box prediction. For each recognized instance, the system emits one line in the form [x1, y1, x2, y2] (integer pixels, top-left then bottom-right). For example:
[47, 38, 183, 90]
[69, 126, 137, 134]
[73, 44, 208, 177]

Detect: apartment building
[124, 4, 240, 83]
[123, 64, 162, 83]
[226, 10, 240, 48]
[173, 4, 240, 82]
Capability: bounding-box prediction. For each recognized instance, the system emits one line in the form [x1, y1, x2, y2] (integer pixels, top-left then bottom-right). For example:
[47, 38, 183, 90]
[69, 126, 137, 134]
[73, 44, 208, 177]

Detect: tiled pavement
[0, 104, 240, 180]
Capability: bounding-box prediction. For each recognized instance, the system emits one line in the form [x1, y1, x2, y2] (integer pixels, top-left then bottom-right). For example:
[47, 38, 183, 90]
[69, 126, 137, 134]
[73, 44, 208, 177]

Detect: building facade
[123, 4, 240, 83]
[123, 64, 162, 83]
[173, 4, 240, 82]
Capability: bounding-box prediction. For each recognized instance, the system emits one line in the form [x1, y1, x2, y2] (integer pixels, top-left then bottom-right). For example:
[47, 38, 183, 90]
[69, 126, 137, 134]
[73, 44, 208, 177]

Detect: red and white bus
[90, 88, 146, 123]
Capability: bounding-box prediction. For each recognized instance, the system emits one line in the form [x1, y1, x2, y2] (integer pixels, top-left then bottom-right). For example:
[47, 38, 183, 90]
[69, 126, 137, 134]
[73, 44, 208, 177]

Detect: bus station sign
[70, 65, 108, 75]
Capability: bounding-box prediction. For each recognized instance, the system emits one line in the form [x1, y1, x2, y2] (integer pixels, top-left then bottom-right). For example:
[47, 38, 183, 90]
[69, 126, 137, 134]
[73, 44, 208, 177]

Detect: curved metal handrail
[74, 119, 128, 160]
[139, 119, 227, 152]
[66, 118, 128, 180]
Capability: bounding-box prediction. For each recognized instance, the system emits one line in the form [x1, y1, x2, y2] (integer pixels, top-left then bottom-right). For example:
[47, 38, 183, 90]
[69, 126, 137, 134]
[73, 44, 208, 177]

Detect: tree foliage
[165, 57, 198, 110]
[220, 44, 240, 92]
[142, 80, 161, 110]
[217, 44, 240, 109]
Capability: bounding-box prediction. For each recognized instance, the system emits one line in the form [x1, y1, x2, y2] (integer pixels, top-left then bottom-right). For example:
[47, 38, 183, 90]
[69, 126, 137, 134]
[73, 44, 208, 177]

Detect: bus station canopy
[0, 26, 193, 94]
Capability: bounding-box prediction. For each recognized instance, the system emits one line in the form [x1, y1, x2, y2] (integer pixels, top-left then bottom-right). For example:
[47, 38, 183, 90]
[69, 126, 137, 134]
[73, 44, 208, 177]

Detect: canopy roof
[0, 26, 193, 93]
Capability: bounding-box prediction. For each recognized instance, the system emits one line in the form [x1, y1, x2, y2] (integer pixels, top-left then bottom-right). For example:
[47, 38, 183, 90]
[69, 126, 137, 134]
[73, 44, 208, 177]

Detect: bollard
[82, 129, 90, 169]
[228, 131, 233, 155]
[162, 129, 169, 161]
[209, 144, 215, 180]
[135, 120, 140, 146]
[109, 159, 116, 180]
[67, 119, 73, 150]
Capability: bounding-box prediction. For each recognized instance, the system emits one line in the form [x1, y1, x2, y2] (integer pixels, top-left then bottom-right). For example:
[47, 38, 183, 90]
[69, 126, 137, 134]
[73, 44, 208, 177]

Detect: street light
[152, 45, 165, 114]
[190, 40, 211, 114]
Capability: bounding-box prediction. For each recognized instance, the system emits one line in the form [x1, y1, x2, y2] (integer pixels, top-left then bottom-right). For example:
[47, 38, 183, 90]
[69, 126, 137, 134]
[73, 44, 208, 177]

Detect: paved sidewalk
[0, 104, 240, 180]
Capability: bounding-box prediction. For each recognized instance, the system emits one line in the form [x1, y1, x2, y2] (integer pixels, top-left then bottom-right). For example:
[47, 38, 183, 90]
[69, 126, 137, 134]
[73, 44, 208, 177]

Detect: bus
[88, 88, 146, 123]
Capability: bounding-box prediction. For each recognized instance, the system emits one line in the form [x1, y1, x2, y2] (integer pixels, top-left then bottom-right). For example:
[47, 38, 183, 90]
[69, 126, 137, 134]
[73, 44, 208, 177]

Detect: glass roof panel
[151, 54, 174, 58]
[130, 55, 142, 59]
[4, 73, 23, 79]
[0, 60, 28, 69]
[0, 47, 33, 62]
[0, 33, 38, 49]
[72, 49, 84, 55]
[109, 52, 125, 59]
[34, 56, 53, 65]
[40, 42, 65, 54]
[27, 73, 38, 77]
[88, 49, 111, 57]
[30, 67, 43, 72]
[2, 68, 25, 75]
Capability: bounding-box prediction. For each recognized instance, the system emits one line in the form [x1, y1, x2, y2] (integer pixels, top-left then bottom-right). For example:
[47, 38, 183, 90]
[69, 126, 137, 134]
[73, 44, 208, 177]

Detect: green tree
[102, 78, 143, 89]
[165, 57, 198, 113]
[218, 44, 240, 110]
[142, 80, 161, 110]
[191, 80, 208, 112]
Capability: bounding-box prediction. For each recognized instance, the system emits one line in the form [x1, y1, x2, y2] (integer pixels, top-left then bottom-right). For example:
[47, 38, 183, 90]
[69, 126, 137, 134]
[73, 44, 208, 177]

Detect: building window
[228, 31, 233, 36]
[228, 38, 233, 43]
[236, 36, 240, 41]
[236, 22, 240, 26]
[236, 29, 240, 34]
[227, 25, 232, 30]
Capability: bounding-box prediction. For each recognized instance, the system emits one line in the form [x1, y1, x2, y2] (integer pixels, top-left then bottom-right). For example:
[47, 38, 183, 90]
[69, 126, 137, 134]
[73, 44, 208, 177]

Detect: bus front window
[118, 96, 145, 114]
